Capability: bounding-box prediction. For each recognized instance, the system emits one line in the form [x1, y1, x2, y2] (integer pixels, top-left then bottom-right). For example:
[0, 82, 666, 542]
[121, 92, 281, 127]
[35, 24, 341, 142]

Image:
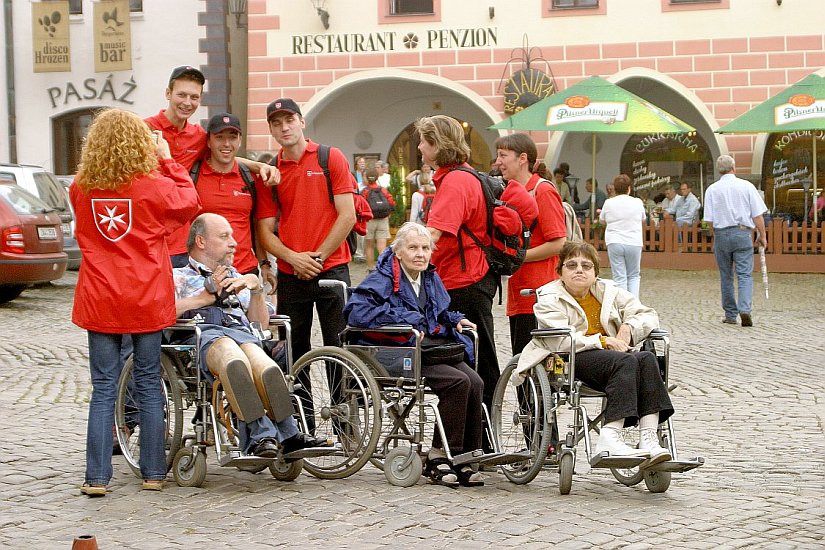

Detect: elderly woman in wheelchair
[343, 222, 486, 487]
[517, 241, 673, 464]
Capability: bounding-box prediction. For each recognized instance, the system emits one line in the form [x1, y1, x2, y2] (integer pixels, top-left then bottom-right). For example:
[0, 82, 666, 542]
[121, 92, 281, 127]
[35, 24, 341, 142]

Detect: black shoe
[282, 433, 332, 455]
[740, 313, 753, 327]
[251, 438, 278, 458]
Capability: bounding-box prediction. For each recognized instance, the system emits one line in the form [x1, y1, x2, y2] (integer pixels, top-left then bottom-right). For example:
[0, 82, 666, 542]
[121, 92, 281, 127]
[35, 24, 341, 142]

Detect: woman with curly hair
[70, 108, 200, 496]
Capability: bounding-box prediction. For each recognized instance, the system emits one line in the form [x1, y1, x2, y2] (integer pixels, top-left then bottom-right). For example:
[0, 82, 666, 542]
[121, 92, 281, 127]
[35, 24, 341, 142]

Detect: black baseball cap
[266, 98, 302, 120]
[169, 65, 205, 86]
[206, 112, 242, 134]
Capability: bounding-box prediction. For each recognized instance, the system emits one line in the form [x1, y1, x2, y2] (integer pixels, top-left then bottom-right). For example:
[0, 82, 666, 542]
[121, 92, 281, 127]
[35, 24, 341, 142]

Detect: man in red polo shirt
[146, 66, 277, 268]
[256, 98, 356, 362]
[192, 112, 272, 276]
[415, 114, 500, 414]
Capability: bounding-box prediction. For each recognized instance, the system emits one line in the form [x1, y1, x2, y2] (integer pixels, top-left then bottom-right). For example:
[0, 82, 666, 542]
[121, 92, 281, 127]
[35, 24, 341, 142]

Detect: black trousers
[276, 265, 350, 361]
[447, 269, 500, 411]
[509, 313, 537, 357]
[423, 361, 484, 454]
[574, 350, 674, 427]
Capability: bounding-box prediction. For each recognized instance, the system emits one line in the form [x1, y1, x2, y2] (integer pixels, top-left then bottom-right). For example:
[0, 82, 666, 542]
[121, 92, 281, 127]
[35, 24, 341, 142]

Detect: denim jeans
[85, 331, 166, 485]
[713, 227, 754, 319]
[607, 243, 642, 297]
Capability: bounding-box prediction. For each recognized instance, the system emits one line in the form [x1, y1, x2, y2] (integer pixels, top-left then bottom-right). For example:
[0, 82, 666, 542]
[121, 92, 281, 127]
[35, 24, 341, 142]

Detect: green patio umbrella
[717, 73, 825, 224]
[490, 75, 695, 218]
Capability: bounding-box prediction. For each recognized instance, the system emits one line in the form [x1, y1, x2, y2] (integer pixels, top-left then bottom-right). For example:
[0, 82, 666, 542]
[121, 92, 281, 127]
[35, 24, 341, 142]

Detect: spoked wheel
[347, 349, 419, 472]
[383, 447, 423, 487]
[115, 351, 184, 477]
[558, 452, 574, 495]
[269, 458, 303, 482]
[491, 355, 552, 485]
[610, 429, 644, 486]
[290, 347, 382, 479]
[172, 446, 207, 488]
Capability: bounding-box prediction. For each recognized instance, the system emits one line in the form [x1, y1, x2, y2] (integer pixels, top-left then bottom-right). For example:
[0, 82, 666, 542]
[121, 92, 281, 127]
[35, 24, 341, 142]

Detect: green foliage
[388, 165, 407, 227]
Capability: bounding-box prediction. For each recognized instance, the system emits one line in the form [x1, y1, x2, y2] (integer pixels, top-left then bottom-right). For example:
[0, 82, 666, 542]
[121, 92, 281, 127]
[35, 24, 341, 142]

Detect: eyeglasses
[563, 260, 594, 271]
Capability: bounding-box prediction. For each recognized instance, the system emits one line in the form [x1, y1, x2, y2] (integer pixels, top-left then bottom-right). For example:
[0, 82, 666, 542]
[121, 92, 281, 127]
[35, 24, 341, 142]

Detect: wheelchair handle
[530, 327, 573, 338]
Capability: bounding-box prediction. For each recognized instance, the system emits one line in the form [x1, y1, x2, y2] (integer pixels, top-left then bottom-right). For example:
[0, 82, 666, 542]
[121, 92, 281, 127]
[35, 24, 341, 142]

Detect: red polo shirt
[507, 174, 567, 316]
[426, 163, 489, 290]
[145, 110, 207, 255]
[195, 160, 268, 274]
[255, 140, 353, 274]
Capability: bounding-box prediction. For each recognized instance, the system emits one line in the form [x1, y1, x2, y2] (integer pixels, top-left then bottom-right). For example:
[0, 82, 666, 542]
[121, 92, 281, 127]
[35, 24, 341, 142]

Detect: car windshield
[33, 172, 70, 212]
[0, 184, 52, 215]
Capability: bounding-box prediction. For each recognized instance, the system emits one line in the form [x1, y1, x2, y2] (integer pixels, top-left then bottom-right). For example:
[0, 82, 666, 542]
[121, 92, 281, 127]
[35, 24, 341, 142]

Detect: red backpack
[451, 166, 539, 277]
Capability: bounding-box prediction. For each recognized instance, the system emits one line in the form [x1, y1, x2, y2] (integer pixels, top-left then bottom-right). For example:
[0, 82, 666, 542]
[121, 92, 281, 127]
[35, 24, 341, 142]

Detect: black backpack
[272, 144, 358, 256]
[451, 166, 539, 277]
[365, 186, 392, 219]
[190, 159, 257, 245]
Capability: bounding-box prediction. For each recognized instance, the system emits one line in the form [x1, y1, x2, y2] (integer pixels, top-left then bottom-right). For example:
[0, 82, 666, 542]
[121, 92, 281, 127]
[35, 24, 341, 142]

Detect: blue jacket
[344, 248, 475, 365]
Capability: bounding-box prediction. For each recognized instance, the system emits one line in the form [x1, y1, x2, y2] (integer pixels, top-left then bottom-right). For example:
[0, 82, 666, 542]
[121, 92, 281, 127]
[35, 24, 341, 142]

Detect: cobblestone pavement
[1, 265, 823, 549]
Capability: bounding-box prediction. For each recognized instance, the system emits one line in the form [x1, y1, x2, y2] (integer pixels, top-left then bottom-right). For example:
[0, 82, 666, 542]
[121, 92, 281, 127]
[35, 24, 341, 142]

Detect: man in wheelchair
[517, 241, 673, 465]
[344, 222, 486, 487]
[174, 213, 329, 457]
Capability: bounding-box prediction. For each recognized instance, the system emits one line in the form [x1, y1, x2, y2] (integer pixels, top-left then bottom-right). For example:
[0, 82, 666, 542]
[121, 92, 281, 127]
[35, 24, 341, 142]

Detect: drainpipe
[4, 0, 16, 163]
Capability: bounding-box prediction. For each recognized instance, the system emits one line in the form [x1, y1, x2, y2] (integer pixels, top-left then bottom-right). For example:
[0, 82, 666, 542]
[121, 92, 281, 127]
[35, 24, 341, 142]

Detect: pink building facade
[242, 0, 824, 218]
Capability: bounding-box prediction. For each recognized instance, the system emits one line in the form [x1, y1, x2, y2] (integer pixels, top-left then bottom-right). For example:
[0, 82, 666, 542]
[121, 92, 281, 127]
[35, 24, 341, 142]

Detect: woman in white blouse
[599, 174, 646, 297]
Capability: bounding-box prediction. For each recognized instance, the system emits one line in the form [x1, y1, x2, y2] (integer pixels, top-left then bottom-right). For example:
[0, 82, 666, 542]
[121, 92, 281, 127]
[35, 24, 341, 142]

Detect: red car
[0, 180, 67, 303]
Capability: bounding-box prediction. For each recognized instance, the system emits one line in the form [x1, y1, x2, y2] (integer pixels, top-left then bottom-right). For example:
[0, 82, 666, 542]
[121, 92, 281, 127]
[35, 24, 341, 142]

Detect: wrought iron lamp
[228, 0, 247, 28]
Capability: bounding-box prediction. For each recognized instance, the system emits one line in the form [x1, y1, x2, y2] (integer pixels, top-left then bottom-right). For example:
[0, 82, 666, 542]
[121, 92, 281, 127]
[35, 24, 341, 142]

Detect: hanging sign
[93, 0, 132, 72]
[32, 2, 70, 73]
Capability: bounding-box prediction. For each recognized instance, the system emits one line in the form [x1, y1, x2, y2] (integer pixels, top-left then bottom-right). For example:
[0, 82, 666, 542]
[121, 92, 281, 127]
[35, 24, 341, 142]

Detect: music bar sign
[93, 0, 132, 72]
[32, 1, 70, 73]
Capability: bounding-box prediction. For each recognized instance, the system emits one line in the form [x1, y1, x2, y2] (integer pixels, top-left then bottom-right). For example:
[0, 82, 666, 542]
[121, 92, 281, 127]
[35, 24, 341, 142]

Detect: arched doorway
[52, 108, 96, 175]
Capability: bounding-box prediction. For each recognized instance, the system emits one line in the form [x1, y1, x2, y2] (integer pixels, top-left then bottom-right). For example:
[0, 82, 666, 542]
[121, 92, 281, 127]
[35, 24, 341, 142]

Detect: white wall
[8, 0, 206, 170]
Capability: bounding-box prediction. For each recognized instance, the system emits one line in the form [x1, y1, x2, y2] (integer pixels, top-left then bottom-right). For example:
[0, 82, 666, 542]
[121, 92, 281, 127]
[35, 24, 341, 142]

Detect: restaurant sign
[546, 97, 628, 126]
[292, 27, 497, 55]
[774, 95, 825, 125]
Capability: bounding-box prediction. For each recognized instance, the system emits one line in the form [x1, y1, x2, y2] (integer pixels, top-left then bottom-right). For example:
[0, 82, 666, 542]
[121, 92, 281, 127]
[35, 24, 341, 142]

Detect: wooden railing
[580, 218, 825, 272]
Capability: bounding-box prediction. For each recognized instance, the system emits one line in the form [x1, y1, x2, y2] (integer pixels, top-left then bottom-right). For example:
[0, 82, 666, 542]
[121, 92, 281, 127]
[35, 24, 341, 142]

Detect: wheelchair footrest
[451, 449, 486, 465]
[645, 456, 704, 473]
[478, 451, 534, 467]
[589, 452, 647, 469]
[220, 454, 273, 469]
[283, 447, 337, 460]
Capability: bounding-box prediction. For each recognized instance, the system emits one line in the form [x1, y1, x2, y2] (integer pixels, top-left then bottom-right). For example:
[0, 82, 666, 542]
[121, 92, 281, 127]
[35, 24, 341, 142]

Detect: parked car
[0, 164, 80, 269]
[0, 180, 67, 303]
[56, 175, 81, 269]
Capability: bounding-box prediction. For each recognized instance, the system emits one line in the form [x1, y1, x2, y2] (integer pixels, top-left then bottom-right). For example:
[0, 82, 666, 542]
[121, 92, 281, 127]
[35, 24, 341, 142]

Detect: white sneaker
[638, 428, 671, 466]
[595, 427, 650, 458]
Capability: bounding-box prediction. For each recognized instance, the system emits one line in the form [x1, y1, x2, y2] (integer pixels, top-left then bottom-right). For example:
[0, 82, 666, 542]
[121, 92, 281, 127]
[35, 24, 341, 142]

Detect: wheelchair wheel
[383, 447, 422, 487]
[491, 355, 552, 485]
[643, 469, 672, 493]
[115, 351, 184, 478]
[290, 347, 382, 479]
[559, 452, 574, 495]
[172, 446, 207, 488]
[269, 458, 303, 482]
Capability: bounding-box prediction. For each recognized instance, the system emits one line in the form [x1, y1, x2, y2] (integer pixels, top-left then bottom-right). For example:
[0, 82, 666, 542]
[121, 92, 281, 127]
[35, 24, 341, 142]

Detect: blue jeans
[607, 243, 642, 297]
[86, 331, 166, 485]
[713, 227, 754, 319]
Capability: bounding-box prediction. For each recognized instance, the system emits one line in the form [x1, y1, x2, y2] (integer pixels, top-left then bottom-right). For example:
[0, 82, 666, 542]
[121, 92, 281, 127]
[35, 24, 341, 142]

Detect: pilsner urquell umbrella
[490, 75, 695, 218]
[717, 73, 825, 224]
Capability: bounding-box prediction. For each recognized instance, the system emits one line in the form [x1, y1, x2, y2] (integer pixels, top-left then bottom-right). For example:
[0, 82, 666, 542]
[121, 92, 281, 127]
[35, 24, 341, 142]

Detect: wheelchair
[492, 326, 704, 495]
[340, 324, 526, 487]
[113, 314, 382, 486]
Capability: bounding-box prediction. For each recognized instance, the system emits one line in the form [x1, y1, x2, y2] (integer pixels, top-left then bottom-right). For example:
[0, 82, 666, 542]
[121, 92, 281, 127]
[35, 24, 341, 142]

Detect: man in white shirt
[659, 186, 678, 210]
[703, 155, 767, 327]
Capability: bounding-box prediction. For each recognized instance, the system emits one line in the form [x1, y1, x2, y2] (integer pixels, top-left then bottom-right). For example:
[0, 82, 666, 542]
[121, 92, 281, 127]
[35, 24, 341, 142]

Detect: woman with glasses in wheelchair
[344, 222, 485, 487]
[522, 241, 673, 464]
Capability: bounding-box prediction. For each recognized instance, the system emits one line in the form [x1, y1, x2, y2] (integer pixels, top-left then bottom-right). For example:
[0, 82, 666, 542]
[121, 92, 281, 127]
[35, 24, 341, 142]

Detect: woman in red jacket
[71, 109, 200, 496]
